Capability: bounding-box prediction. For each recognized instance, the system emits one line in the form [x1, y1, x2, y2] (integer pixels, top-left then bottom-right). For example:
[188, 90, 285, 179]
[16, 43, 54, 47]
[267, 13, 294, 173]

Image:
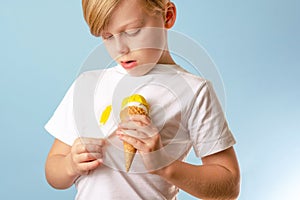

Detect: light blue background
[1, 0, 299, 199]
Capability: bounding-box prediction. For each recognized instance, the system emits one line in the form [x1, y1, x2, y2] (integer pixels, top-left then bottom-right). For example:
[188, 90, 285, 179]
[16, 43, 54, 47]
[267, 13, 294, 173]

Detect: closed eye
[124, 28, 141, 36]
[102, 33, 114, 40]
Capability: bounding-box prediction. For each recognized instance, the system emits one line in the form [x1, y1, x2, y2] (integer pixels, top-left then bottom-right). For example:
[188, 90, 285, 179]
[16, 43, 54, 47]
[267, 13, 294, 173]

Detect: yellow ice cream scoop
[120, 94, 150, 172]
[121, 94, 149, 111]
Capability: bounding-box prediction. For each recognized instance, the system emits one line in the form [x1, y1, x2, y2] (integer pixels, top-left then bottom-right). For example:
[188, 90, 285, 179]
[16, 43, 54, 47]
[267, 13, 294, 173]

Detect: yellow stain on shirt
[99, 105, 112, 125]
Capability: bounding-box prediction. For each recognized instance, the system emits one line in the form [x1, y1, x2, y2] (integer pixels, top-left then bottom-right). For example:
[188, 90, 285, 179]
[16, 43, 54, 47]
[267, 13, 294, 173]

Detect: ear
[164, 2, 176, 29]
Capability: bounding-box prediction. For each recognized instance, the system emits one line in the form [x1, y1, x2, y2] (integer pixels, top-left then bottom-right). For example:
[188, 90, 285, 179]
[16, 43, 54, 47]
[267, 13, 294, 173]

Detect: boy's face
[101, 0, 167, 76]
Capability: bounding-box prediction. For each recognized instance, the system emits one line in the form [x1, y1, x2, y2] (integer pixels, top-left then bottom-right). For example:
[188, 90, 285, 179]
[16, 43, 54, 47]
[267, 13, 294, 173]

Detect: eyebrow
[120, 19, 144, 29]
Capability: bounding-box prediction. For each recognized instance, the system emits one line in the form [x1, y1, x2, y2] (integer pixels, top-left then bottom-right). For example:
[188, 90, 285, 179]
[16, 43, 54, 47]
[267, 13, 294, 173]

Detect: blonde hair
[82, 0, 169, 37]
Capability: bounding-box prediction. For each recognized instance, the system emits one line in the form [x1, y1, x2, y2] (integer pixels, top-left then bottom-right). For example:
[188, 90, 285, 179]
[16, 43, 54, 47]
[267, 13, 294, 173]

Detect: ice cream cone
[120, 94, 149, 172]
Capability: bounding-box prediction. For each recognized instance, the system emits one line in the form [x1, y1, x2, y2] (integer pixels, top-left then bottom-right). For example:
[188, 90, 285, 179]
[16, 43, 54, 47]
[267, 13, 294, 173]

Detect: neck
[157, 50, 176, 65]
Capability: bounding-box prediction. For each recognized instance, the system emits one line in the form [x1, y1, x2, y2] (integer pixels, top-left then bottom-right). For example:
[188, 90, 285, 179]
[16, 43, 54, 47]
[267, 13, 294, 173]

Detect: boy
[45, 0, 240, 199]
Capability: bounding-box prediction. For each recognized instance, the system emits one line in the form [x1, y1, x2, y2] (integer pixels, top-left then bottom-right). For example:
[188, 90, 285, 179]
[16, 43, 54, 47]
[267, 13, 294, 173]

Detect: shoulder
[176, 68, 210, 92]
[75, 66, 121, 83]
[78, 67, 118, 79]
[175, 68, 221, 111]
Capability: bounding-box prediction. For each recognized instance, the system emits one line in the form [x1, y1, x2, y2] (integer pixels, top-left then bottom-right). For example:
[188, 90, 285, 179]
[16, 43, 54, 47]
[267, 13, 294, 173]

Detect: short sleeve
[44, 81, 78, 146]
[188, 80, 236, 158]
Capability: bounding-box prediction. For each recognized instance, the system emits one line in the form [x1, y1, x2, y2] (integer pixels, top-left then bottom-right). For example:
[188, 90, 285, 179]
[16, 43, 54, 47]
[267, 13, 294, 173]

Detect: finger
[119, 120, 140, 130]
[84, 144, 104, 153]
[75, 144, 103, 154]
[74, 138, 106, 153]
[118, 134, 146, 151]
[119, 121, 153, 135]
[129, 115, 151, 125]
[139, 126, 159, 138]
[120, 116, 150, 128]
[117, 129, 148, 139]
[77, 159, 102, 174]
[74, 143, 87, 154]
[118, 123, 158, 138]
[75, 152, 103, 163]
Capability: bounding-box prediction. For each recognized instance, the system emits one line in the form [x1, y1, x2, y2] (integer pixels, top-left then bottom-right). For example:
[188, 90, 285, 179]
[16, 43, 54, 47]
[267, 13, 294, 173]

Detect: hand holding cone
[120, 94, 149, 172]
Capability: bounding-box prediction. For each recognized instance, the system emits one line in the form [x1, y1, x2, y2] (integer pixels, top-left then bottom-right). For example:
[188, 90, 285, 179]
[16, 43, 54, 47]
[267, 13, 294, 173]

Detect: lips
[120, 60, 137, 70]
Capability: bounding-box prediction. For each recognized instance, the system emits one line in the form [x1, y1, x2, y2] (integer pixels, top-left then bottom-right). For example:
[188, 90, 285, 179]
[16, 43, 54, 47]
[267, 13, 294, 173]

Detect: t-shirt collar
[115, 63, 186, 75]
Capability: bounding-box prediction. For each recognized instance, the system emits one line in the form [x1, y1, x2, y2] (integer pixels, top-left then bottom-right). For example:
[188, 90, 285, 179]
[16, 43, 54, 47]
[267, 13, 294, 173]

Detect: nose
[115, 34, 129, 55]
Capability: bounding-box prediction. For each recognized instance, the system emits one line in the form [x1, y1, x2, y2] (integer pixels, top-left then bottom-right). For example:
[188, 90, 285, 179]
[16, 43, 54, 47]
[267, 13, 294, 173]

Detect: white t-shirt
[45, 64, 236, 200]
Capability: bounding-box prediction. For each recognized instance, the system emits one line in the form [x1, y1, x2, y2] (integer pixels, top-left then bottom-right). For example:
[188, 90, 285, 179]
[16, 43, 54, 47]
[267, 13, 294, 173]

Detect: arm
[45, 138, 105, 189]
[117, 115, 240, 199]
[156, 147, 240, 200]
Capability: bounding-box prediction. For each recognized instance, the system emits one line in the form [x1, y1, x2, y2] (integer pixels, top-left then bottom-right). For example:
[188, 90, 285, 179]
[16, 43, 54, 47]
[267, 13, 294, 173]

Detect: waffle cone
[120, 101, 149, 172]
[123, 140, 137, 172]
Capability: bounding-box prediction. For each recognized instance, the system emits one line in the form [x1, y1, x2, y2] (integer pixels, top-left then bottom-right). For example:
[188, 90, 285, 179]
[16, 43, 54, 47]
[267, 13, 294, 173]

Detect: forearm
[156, 160, 240, 199]
[45, 153, 78, 189]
